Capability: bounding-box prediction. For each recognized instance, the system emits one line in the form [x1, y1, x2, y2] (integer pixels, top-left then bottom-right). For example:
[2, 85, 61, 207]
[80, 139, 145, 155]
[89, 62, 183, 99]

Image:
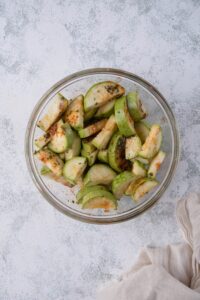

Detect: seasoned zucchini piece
[37, 93, 68, 131]
[95, 99, 115, 118]
[40, 165, 73, 186]
[81, 149, 98, 166]
[97, 150, 108, 163]
[59, 152, 65, 160]
[127, 92, 147, 121]
[125, 136, 142, 160]
[108, 132, 131, 172]
[82, 190, 117, 211]
[64, 131, 81, 160]
[112, 171, 135, 199]
[36, 149, 64, 176]
[83, 164, 116, 186]
[125, 178, 146, 196]
[92, 115, 117, 150]
[132, 160, 146, 177]
[35, 132, 51, 150]
[63, 157, 87, 184]
[148, 151, 166, 178]
[78, 119, 107, 138]
[115, 96, 136, 137]
[76, 185, 107, 204]
[62, 122, 74, 148]
[133, 157, 149, 165]
[139, 124, 162, 159]
[48, 120, 68, 153]
[64, 95, 84, 130]
[132, 179, 158, 202]
[84, 81, 125, 112]
[84, 108, 97, 122]
[135, 121, 150, 144]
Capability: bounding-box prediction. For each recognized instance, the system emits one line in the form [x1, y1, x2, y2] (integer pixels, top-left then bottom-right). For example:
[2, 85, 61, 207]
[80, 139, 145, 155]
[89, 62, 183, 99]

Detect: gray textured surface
[0, 1, 200, 299]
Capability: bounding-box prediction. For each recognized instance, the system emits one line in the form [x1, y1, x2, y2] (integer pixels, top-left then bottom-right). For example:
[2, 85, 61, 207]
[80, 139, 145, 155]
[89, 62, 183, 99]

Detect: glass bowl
[25, 68, 179, 224]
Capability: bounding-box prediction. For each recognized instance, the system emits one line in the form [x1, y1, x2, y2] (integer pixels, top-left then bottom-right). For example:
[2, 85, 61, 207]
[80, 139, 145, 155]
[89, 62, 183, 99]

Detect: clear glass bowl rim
[25, 67, 180, 224]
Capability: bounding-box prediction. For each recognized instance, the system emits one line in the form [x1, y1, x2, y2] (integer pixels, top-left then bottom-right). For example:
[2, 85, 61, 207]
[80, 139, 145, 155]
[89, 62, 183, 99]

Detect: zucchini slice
[82, 190, 117, 211]
[95, 99, 115, 118]
[135, 121, 150, 144]
[76, 185, 108, 204]
[84, 81, 125, 112]
[64, 95, 84, 130]
[64, 131, 81, 160]
[81, 149, 98, 166]
[112, 171, 135, 199]
[138, 124, 162, 159]
[82, 139, 96, 153]
[127, 92, 147, 122]
[63, 157, 87, 184]
[92, 115, 117, 150]
[97, 150, 108, 163]
[125, 178, 146, 196]
[40, 166, 73, 187]
[133, 157, 149, 165]
[83, 164, 116, 186]
[35, 132, 51, 150]
[132, 160, 146, 177]
[59, 152, 65, 161]
[115, 96, 136, 137]
[37, 93, 68, 131]
[108, 132, 131, 172]
[48, 120, 68, 153]
[148, 151, 166, 178]
[132, 179, 158, 202]
[36, 149, 64, 176]
[125, 136, 142, 160]
[78, 119, 107, 138]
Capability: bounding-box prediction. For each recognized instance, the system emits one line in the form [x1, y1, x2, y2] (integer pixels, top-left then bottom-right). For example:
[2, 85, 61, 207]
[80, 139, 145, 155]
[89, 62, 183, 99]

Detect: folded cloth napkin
[97, 193, 200, 300]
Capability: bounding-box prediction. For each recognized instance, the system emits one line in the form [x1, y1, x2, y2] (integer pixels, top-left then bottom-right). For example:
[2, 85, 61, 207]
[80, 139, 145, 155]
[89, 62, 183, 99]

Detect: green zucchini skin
[84, 81, 125, 112]
[127, 92, 147, 122]
[83, 164, 116, 186]
[115, 96, 136, 137]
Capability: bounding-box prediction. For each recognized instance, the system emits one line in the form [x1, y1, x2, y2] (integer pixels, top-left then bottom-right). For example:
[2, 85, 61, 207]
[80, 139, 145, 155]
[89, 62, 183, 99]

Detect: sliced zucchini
[83, 164, 116, 186]
[95, 99, 115, 118]
[92, 115, 117, 150]
[127, 92, 147, 121]
[115, 96, 136, 137]
[84, 81, 125, 112]
[125, 136, 142, 160]
[82, 190, 117, 211]
[63, 157, 87, 184]
[35, 132, 51, 150]
[78, 119, 107, 138]
[62, 122, 74, 148]
[112, 171, 135, 199]
[133, 157, 149, 165]
[48, 120, 68, 153]
[40, 165, 73, 186]
[138, 124, 162, 159]
[132, 179, 158, 202]
[132, 160, 146, 177]
[135, 121, 150, 144]
[108, 132, 131, 172]
[97, 150, 108, 163]
[64, 95, 84, 130]
[64, 131, 81, 160]
[84, 108, 97, 122]
[81, 149, 98, 166]
[125, 178, 146, 196]
[37, 93, 68, 131]
[76, 185, 108, 204]
[148, 151, 166, 178]
[35, 149, 64, 176]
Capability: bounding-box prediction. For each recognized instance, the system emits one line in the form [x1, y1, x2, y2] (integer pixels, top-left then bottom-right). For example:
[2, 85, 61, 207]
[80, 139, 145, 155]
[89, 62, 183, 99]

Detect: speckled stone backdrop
[0, 1, 200, 299]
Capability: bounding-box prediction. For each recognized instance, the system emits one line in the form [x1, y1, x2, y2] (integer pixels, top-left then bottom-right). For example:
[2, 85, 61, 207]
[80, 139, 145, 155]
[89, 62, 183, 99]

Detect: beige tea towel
[97, 193, 200, 300]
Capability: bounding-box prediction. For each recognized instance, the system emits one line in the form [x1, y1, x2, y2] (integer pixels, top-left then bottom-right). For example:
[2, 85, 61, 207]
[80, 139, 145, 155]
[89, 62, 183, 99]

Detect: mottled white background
[0, 1, 200, 299]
